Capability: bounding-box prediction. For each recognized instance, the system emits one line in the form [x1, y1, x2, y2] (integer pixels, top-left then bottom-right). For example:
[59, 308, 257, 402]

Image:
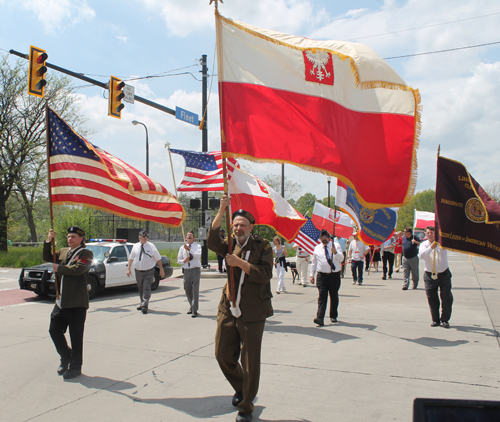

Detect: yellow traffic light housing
[108, 76, 125, 119]
[28, 45, 48, 97]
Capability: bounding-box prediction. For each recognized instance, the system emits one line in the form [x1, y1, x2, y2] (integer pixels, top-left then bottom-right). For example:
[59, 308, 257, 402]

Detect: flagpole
[222, 158, 236, 306]
[166, 143, 186, 245]
[45, 105, 60, 300]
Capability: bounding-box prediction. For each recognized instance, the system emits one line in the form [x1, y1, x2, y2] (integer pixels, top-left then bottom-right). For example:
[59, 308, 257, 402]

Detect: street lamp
[327, 176, 331, 208]
[131, 120, 149, 176]
[132, 120, 149, 232]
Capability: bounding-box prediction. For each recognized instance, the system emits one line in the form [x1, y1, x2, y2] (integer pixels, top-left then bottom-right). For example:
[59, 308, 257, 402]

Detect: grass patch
[0, 247, 45, 268]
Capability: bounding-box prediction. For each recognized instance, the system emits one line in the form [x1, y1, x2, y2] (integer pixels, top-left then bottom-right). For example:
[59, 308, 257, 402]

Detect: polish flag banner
[228, 167, 306, 242]
[216, 10, 421, 208]
[414, 210, 435, 229]
[311, 202, 354, 239]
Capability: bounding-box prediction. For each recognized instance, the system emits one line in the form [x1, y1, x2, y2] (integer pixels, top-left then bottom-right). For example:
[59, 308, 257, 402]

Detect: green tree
[52, 206, 98, 247]
[262, 173, 302, 200]
[397, 189, 435, 231]
[0, 53, 89, 250]
[294, 192, 317, 217]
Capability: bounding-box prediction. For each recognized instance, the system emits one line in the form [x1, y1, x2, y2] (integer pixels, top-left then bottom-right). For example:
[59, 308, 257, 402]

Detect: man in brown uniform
[207, 195, 273, 422]
[44, 226, 93, 379]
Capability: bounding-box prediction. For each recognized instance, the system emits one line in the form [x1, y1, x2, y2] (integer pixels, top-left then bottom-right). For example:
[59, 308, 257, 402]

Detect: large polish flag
[228, 167, 306, 242]
[216, 11, 420, 208]
[414, 210, 435, 229]
[311, 202, 354, 239]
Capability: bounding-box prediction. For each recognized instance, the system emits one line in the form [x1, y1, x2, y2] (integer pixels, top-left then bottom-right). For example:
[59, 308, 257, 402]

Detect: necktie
[324, 245, 335, 271]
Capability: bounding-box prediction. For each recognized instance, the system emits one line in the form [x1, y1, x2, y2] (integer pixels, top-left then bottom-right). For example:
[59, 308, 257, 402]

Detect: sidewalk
[1, 252, 499, 421]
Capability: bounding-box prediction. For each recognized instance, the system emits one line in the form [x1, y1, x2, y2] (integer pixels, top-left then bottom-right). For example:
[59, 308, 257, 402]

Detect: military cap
[67, 226, 85, 236]
[139, 230, 148, 238]
[232, 209, 255, 224]
[320, 229, 331, 238]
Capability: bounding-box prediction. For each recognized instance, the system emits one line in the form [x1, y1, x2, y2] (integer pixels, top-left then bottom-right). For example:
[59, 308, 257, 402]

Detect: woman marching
[273, 236, 289, 294]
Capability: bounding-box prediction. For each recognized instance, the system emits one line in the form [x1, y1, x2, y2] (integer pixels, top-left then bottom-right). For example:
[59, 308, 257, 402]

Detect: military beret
[320, 229, 331, 238]
[67, 226, 85, 236]
[232, 209, 255, 224]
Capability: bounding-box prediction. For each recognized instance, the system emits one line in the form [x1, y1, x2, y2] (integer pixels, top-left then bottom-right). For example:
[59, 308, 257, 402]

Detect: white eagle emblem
[305, 50, 331, 82]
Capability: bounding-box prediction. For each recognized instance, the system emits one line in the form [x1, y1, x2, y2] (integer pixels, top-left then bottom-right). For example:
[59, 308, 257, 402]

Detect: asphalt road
[1, 253, 499, 422]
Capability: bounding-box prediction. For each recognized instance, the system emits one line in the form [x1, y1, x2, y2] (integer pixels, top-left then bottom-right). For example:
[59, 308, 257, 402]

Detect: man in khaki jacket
[44, 226, 93, 379]
[207, 195, 273, 422]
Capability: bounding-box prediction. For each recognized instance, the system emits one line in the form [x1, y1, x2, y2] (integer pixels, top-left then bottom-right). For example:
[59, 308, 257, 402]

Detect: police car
[18, 239, 173, 299]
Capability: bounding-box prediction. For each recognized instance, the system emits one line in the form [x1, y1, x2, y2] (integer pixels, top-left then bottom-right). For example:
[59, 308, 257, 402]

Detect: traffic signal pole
[201, 54, 209, 268]
[9, 49, 176, 117]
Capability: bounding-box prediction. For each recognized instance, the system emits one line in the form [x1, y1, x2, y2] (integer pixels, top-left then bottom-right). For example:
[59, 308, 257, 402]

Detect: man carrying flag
[207, 195, 274, 422]
[292, 216, 321, 287]
[419, 226, 453, 328]
[309, 230, 344, 326]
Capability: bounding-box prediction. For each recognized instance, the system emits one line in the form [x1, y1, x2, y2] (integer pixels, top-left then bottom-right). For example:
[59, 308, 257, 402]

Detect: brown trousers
[215, 311, 266, 414]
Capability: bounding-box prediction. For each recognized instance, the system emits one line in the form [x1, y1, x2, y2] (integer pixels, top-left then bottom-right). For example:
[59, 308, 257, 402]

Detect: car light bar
[89, 238, 128, 243]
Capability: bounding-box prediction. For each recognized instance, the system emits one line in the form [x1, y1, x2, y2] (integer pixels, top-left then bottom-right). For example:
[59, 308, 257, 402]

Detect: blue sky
[1, 0, 499, 202]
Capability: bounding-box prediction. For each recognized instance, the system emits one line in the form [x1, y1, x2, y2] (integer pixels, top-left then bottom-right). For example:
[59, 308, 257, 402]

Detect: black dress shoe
[313, 318, 324, 326]
[431, 321, 440, 327]
[441, 321, 450, 328]
[191, 312, 199, 318]
[57, 360, 69, 375]
[187, 309, 192, 314]
[142, 308, 148, 314]
[63, 368, 82, 379]
[382, 275, 387, 280]
[331, 318, 338, 323]
[232, 391, 243, 407]
[235, 412, 252, 422]
[137, 305, 143, 311]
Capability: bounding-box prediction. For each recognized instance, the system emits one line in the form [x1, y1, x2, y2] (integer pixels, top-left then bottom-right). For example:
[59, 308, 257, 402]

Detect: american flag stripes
[170, 149, 238, 191]
[293, 217, 321, 255]
[47, 107, 185, 227]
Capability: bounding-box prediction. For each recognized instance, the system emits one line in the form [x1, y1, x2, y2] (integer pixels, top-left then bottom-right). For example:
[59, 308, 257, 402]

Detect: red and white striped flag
[228, 167, 306, 242]
[170, 149, 238, 191]
[47, 108, 185, 227]
[293, 217, 321, 255]
[216, 11, 420, 208]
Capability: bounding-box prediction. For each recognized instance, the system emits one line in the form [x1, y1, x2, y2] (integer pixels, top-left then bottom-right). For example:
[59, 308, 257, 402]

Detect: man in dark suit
[44, 226, 93, 379]
[207, 195, 273, 422]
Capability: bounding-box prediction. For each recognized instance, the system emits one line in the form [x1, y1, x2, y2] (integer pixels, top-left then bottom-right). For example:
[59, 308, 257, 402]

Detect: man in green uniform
[44, 226, 93, 379]
[207, 195, 273, 422]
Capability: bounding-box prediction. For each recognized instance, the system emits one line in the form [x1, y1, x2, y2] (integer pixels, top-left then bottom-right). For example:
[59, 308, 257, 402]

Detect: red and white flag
[311, 202, 354, 239]
[216, 11, 420, 208]
[414, 210, 435, 229]
[228, 167, 306, 242]
[48, 108, 185, 227]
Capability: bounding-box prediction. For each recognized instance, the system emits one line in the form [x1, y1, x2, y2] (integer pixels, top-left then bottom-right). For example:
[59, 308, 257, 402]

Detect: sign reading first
[28, 45, 48, 97]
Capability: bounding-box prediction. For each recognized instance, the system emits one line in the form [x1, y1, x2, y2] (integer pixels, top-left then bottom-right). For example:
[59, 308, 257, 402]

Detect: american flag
[47, 107, 185, 227]
[292, 216, 321, 255]
[170, 149, 238, 191]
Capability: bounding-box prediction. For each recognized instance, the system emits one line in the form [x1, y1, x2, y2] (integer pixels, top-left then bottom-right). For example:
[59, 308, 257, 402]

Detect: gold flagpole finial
[209, 0, 223, 8]
[165, 142, 170, 150]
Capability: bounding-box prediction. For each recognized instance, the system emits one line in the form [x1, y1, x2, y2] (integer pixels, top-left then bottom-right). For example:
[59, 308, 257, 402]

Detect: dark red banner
[435, 156, 500, 261]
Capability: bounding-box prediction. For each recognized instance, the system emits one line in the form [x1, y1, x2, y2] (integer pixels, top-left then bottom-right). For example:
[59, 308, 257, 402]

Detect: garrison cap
[232, 209, 255, 224]
[320, 229, 331, 238]
[67, 226, 85, 237]
[139, 230, 148, 238]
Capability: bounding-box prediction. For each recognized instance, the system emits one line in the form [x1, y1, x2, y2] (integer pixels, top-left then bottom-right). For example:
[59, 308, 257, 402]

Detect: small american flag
[170, 149, 238, 191]
[293, 216, 321, 255]
[48, 107, 185, 227]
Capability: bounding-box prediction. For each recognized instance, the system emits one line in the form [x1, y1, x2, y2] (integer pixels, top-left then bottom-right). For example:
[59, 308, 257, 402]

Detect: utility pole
[201, 54, 209, 267]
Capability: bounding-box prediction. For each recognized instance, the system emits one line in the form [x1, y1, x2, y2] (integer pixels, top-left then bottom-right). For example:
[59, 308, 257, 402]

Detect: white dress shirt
[310, 241, 344, 277]
[129, 241, 161, 271]
[177, 242, 202, 269]
[419, 240, 449, 273]
[348, 240, 368, 261]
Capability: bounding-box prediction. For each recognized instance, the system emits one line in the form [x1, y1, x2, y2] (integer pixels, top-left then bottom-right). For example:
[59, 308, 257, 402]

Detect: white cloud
[138, 0, 328, 37]
[20, 0, 95, 33]
[116, 36, 128, 42]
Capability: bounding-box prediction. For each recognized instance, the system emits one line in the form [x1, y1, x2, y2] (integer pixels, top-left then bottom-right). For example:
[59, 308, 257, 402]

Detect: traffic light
[28, 45, 48, 97]
[108, 76, 125, 119]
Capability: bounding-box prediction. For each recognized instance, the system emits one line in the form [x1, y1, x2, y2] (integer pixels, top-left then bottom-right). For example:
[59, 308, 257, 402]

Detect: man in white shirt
[348, 232, 369, 285]
[127, 230, 164, 314]
[177, 231, 202, 317]
[381, 236, 396, 280]
[419, 226, 453, 328]
[292, 243, 310, 287]
[309, 230, 344, 326]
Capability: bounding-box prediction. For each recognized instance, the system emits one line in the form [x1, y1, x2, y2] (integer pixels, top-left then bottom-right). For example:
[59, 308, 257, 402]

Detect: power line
[384, 40, 500, 60]
[349, 11, 500, 41]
